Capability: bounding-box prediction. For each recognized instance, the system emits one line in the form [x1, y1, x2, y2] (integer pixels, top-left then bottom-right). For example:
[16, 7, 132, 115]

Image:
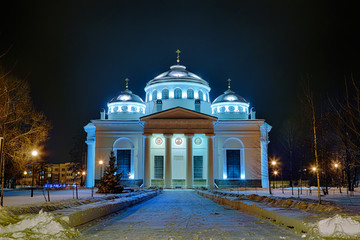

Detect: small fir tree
[97, 151, 124, 193]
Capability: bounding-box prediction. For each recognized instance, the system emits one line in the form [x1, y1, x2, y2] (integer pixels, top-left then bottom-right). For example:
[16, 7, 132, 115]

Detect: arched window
[162, 89, 169, 99]
[223, 138, 245, 179]
[198, 90, 203, 101]
[187, 89, 194, 99]
[152, 90, 158, 100]
[174, 88, 182, 99]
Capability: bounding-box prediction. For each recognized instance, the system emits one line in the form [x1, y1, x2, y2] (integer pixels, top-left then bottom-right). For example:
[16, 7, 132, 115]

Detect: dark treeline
[274, 75, 360, 194]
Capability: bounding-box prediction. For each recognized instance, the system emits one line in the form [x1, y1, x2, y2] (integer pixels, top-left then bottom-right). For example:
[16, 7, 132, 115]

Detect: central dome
[146, 65, 209, 87]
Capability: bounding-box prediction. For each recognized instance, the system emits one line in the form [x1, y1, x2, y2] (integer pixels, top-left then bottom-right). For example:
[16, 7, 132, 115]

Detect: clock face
[175, 138, 182, 145]
[155, 137, 163, 145]
[194, 137, 202, 145]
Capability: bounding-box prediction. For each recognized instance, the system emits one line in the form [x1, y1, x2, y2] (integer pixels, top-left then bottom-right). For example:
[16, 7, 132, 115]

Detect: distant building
[19, 162, 84, 187]
[85, 57, 271, 188]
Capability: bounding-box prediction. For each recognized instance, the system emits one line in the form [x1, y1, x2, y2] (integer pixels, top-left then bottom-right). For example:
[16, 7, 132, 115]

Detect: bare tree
[0, 68, 51, 185]
[328, 75, 360, 192]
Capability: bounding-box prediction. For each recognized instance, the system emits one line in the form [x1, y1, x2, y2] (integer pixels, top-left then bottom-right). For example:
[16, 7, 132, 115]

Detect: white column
[185, 134, 194, 188]
[86, 140, 95, 188]
[164, 134, 173, 188]
[144, 134, 151, 187]
[206, 134, 215, 188]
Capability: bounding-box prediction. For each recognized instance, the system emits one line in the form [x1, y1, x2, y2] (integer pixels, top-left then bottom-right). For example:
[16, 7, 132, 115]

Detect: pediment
[141, 107, 217, 121]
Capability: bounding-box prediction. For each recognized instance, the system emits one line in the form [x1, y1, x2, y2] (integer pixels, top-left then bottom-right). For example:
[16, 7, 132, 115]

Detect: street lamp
[31, 150, 38, 197]
[99, 160, 104, 179]
[334, 163, 342, 193]
[273, 170, 278, 189]
[270, 157, 278, 192]
[80, 171, 86, 186]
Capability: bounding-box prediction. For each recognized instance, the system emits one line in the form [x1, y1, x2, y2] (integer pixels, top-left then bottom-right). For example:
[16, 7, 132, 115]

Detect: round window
[175, 138, 182, 145]
[155, 137, 163, 145]
[194, 137, 202, 145]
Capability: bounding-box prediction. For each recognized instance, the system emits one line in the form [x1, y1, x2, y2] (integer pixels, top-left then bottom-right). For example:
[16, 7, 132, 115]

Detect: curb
[55, 190, 160, 227]
[197, 190, 308, 233]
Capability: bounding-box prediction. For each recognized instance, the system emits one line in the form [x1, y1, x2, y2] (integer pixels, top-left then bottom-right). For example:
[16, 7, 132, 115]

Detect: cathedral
[84, 52, 271, 189]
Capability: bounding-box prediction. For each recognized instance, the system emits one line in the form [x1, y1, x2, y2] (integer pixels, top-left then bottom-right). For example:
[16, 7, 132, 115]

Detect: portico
[141, 107, 217, 188]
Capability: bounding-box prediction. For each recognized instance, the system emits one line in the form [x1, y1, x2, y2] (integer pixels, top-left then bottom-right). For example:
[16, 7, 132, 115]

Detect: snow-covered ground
[212, 187, 360, 239]
[227, 187, 360, 211]
[77, 190, 304, 239]
[1, 187, 360, 239]
[0, 188, 158, 239]
[2, 188, 104, 207]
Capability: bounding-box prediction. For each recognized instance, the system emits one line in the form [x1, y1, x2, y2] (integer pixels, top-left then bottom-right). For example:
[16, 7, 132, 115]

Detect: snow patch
[310, 214, 360, 239]
[0, 209, 79, 239]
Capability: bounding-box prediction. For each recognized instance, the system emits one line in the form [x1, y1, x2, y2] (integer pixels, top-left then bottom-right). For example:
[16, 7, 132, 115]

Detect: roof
[109, 89, 144, 104]
[212, 89, 248, 104]
[146, 65, 210, 88]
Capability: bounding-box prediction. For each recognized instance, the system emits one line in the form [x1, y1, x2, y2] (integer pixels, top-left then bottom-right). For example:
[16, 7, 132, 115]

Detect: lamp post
[271, 159, 277, 192]
[99, 160, 104, 180]
[81, 171, 86, 186]
[31, 150, 38, 197]
[273, 170, 278, 189]
[334, 163, 342, 194]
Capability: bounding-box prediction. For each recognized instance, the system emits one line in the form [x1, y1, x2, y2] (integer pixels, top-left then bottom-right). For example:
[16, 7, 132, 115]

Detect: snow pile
[309, 214, 360, 239]
[0, 209, 79, 239]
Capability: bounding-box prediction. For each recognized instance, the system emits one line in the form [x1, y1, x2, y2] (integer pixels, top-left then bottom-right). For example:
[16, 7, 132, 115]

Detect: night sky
[0, 1, 359, 163]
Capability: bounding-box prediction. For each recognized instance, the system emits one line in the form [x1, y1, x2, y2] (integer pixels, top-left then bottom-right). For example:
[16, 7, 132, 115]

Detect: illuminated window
[227, 150, 240, 178]
[154, 156, 164, 179]
[174, 88, 182, 99]
[117, 150, 131, 178]
[187, 89, 194, 99]
[198, 90, 203, 100]
[194, 156, 203, 179]
[162, 89, 169, 99]
[152, 90, 157, 100]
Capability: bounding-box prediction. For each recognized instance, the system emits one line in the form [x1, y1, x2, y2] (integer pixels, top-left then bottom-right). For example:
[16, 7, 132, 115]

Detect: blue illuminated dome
[211, 88, 250, 119]
[144, 64, 212, 115]
[212, 89, 247, 104]
[109, 89, 145, 104]
[107, 89, 146, 120]
[146, 65, 209, 87]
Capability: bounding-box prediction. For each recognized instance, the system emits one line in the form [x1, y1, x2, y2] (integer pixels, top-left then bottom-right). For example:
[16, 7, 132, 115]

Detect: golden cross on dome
[125, 78, 129, 89]
[227, 78, 231, 89]
[176, 49, 181, 64]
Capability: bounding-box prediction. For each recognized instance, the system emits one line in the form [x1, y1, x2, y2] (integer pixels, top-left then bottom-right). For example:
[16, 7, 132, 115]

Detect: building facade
[85, 63, 271, 188]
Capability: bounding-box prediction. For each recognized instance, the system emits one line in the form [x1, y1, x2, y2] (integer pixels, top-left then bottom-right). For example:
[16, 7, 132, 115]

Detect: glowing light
[194, 92, 199, 99]
[182, 92, 187, 98]
[271, 160, 276, 166]
[225, 106, 229, 112]
[129, 174, 134, 179]
[169, 91, 174, 98]
[157, 92, 162, 99]
[119, 95, 131, 101]
[149, 94, 152, 101]
[24, 171, 27, 175]
[334, 163, 339, 168]
[99, 160, 104, 165]
[241, 174, 245, 179]
[31, 150, 38, 157]
[312, 167, 317, 172]
[223, 173, 227, 179]
[225, 95, 237, 101]
[235, 106, 239, 112]
[82, 171, 86, 175]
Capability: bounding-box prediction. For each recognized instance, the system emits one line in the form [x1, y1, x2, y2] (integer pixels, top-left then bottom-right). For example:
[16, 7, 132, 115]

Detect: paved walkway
[77, 190, 303, 239]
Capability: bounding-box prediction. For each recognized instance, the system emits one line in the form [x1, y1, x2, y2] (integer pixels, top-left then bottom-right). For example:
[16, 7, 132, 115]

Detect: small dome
[212, 89, 247, 104]
[146, 65, 209, 87]
[109, 89, 144, 104]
